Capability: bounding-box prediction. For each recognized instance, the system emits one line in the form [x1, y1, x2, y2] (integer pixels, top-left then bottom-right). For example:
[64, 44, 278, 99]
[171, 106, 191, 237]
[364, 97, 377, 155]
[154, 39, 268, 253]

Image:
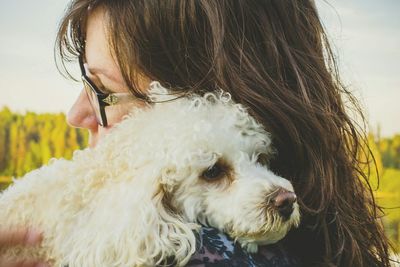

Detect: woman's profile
[0, 0, 393, 266]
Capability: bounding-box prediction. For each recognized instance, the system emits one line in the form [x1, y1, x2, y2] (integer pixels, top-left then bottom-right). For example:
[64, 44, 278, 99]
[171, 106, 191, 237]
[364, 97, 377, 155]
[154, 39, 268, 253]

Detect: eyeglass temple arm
[78, 56, 86, 75]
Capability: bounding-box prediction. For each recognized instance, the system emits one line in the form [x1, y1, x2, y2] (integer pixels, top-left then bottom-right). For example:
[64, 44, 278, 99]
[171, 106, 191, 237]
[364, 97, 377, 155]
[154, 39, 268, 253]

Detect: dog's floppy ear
[152, 186, 197, 265]
[54, 165, 198, 267]
[131, 169, 198, 266]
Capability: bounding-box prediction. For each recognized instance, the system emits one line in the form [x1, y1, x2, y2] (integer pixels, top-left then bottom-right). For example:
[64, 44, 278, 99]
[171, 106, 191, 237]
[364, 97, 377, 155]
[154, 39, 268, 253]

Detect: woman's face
[67, 7, 150, 148]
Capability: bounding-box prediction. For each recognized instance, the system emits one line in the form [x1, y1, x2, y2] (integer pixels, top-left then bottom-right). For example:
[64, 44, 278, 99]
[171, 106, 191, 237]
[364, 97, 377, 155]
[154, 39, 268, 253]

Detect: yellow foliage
[0, 107, 88, 179]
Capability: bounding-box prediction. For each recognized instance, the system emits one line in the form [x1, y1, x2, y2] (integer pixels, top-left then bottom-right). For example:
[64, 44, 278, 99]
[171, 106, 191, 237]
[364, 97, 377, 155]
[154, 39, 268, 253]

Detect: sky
[0, 0, 399, 137]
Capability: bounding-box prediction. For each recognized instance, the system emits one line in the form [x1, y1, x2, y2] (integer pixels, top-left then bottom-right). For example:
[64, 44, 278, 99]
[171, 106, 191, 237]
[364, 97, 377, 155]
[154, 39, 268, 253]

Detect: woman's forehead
[85, 8, 113, 69]
[84, 7, 125, 85]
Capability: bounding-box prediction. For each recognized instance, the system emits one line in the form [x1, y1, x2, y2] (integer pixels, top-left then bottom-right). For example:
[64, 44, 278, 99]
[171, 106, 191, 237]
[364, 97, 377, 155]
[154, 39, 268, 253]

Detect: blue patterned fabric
[186, 226, 301, 267]
[63, 226, 300, 267]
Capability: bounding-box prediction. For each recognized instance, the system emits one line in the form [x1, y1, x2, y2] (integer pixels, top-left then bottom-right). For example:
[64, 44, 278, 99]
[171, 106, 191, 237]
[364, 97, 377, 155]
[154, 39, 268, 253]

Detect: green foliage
[357, 134, 400, 252]
[378, 168, 400, 252]
[370, 134, 400, 253]
[0, 107, 88, 179]
[379, 135, 400, 169]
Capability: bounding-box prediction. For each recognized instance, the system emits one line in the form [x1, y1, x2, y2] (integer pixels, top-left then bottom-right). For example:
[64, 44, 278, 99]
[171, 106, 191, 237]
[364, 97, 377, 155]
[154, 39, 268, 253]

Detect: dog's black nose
[271, 188, 297, 220]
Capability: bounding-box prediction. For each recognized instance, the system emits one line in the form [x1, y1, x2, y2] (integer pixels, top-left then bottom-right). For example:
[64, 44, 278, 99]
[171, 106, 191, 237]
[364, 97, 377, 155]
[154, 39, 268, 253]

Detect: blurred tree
[0, 107, 13, 172]
[379, 135, 400, 169]
[0, 108, 88, 179]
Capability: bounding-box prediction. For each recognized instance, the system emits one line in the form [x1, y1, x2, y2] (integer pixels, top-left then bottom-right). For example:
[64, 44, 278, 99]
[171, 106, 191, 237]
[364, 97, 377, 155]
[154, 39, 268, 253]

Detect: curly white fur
[0, 82, 300, 266]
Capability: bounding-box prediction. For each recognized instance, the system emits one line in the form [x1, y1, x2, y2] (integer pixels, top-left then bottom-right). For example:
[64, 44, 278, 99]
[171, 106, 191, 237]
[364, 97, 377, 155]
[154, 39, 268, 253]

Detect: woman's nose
[67, 89, 98, 130]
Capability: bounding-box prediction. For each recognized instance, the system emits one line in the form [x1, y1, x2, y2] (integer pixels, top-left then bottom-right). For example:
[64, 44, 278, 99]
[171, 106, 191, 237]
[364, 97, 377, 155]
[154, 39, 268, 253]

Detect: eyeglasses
[78, 55, 138, 127]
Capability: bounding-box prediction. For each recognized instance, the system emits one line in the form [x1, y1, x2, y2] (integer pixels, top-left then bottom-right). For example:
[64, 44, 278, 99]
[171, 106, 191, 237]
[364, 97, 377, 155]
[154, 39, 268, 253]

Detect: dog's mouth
[227, 192, 300, 242]
[227, 211, 298, 242]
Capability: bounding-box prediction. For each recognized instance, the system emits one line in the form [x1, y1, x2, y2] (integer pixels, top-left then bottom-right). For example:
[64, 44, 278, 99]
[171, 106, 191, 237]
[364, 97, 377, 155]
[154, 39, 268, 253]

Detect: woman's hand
[0, 228, 49, 267]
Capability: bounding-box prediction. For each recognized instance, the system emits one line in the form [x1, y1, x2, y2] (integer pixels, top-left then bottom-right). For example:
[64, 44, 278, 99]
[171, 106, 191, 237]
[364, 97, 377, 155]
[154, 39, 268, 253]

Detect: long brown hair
[56, 0, 393, 266]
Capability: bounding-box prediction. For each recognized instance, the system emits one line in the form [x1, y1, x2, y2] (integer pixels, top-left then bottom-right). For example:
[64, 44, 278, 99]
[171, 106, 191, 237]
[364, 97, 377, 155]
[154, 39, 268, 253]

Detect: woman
[0, 0, 392, 266]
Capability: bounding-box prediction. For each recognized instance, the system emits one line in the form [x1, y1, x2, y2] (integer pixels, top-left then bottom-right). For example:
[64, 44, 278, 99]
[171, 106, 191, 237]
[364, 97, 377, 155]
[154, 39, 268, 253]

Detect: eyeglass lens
[83, 79, 104, 126]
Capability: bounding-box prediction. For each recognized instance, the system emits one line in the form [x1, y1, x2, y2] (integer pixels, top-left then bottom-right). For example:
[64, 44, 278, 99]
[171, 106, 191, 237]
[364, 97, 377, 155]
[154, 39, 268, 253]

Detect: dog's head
[140, 82, 301, 251]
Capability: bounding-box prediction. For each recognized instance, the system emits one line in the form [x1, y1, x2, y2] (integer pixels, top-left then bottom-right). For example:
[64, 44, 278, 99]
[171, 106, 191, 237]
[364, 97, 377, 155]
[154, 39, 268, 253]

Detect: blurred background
[0, 0, 399, 253]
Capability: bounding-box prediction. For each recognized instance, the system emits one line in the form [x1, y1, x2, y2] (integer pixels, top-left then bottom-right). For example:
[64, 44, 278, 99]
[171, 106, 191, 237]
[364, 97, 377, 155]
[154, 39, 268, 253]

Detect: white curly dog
[0, 82, 300, 267]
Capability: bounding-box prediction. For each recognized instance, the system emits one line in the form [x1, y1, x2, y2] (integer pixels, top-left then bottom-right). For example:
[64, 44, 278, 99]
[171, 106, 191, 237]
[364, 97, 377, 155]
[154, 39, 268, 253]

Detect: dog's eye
[201, 163, 225, 181]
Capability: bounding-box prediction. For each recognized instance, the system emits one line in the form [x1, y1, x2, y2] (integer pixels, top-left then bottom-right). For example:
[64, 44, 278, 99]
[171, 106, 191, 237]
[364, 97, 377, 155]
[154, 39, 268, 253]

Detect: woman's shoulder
[186, 226, 301, 267]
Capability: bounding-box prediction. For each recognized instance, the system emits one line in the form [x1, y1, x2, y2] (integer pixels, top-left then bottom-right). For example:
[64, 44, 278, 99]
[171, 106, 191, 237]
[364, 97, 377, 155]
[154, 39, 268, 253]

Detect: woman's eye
[201, 164, 225, 181]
